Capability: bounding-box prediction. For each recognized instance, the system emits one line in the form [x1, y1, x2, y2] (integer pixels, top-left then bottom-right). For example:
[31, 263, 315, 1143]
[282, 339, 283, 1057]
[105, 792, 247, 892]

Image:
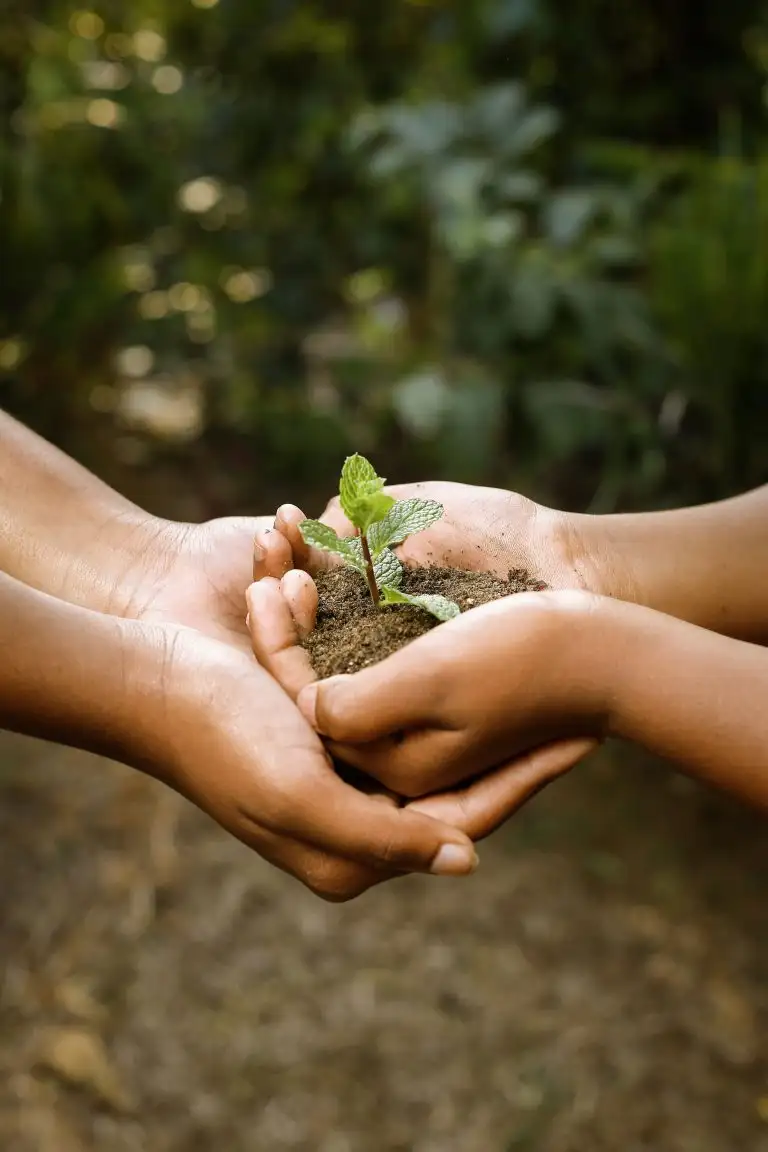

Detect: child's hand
[246, 572, 599, 824]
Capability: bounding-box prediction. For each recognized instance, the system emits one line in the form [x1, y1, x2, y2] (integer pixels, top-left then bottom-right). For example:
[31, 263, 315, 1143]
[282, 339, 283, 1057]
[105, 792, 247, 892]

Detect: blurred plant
[344, 81, 670, 505]
[646, 151, 768, 498]
[1, 0, 766, 512]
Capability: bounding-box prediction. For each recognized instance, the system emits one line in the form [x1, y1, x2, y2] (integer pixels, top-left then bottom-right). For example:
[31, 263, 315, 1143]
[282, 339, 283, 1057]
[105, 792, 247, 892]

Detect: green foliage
[1, 0, 767, 508]
[296, 522, 365, 573]
[300, 454, 459, 621]
[338, 454, 395, 533]
[647, 154, 768, 498]
[380, 586, 460, 623]
[368, 498, 444, 553]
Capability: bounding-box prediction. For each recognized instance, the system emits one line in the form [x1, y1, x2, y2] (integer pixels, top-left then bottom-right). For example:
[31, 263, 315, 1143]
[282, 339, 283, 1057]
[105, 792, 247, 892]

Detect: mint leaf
[339, 453, 395, 532]
[380, 586, 460, 622]
[374, 547, 403, 590]
[298, 520, 365, 573]
[358, 490, 396, 532]
[367, 498, 444, 555]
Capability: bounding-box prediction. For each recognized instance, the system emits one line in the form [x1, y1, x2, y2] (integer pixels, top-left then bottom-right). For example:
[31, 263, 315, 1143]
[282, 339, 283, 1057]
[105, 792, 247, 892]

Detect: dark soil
[304, 565, 547, 679]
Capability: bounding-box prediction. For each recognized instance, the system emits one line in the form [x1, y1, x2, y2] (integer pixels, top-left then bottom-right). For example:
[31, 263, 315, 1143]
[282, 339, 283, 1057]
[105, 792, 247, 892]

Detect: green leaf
[339, 453, 395, 532]
[374, 548, 403, 590]
[380, 586, 460, 622]
[340, 453, 378, 501]
[367, 499, 444, 555]
[298, 520, 365, 573]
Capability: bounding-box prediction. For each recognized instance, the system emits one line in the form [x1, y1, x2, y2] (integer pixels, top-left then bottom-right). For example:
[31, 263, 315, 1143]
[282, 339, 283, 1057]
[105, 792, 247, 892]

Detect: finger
[253, 527, 293, 581]
[408, 738, 599, 840]
[325, 728, 465, 798]
[274, 504, 309, 568]
[280, 569, 318, 639]
[297, 658, 445, 744]
[235, 820, 395, 902]
[246, 579, 317, 700]
[275, 504, 338, 575]
[263, 769, 479, 877]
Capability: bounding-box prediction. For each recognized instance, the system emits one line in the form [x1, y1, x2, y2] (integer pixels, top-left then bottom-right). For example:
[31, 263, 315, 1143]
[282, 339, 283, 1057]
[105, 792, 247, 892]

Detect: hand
[103, 514, 274, 652]
[4, 566, 481, 903]
[129, 619, 491, 901]
[246, 571, 600, 820]
[253, 482, 624, 594]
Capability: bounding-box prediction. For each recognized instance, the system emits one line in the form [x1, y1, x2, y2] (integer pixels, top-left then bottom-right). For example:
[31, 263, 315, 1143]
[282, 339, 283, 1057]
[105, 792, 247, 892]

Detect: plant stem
[359, 530, 380, 606]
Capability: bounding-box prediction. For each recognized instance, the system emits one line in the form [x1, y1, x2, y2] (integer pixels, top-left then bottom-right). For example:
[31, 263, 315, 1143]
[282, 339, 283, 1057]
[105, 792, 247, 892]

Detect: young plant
[299, 454, 460, 622]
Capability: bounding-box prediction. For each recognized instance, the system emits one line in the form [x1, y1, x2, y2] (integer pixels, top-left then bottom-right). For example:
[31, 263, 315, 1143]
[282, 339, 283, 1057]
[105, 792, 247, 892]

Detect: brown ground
[305, 566, 546, 678]
[2, 730, 767, 1152]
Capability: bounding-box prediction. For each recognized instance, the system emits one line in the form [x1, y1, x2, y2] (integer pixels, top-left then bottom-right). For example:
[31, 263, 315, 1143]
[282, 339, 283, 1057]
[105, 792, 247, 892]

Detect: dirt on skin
[304, 565, 547, 679]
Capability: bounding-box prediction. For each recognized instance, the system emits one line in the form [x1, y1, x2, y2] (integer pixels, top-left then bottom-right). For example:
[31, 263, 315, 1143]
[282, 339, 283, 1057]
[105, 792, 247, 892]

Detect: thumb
[297, 660, 436, 744]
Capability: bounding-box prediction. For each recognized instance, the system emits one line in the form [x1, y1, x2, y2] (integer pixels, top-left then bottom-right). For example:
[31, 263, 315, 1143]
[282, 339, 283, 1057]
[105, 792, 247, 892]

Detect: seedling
[299, 454, 460, 622]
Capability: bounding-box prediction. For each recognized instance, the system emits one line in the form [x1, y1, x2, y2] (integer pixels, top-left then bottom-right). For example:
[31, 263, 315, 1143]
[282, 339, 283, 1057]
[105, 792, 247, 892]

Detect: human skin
[247, 574, 768, 814]
[265, 481, 768, 644]
[0, 412, 589, 898]
[0, 411, 272, 649]
[252, 480, 768, 810]
[0, 567, 499, 898]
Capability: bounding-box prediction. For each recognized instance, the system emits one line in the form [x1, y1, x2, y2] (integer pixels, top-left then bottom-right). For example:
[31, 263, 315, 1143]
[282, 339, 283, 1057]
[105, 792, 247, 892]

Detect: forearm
[575, 487, 768, 643]
[604, 600, 768, 810]
[0, 569, 162, 764]
[0, 410, 165, 615]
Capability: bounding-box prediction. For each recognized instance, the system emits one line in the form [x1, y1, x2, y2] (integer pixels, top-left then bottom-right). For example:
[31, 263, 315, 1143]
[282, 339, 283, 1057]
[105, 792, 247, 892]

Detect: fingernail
[253, 543, 265, 563]
[298, 683, 318, 729]
[430, 844, 479, 877]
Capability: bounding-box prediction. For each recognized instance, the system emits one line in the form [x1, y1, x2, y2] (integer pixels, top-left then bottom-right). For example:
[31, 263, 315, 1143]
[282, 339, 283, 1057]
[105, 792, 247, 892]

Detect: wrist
[57, 509, 186, 621]
[541, 590, 620, 733]
[585, 596, 670, 743]
[558, 511, 641, 603]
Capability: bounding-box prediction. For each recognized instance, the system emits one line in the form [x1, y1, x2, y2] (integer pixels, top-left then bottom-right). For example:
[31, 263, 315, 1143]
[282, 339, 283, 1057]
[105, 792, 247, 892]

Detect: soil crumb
[304, 565, 546, 679]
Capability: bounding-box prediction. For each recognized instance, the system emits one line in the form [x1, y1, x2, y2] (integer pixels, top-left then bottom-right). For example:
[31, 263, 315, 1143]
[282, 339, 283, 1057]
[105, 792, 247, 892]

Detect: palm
[321, 482, 593, 593]
[132, 516, 269, 650]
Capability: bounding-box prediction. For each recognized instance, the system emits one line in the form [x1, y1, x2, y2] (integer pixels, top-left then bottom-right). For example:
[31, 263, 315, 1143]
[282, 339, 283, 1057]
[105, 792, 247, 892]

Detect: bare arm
[604, 599, 768, 809]
[0, 410, 166, 615]
[0, 410, 273, 642]
[576, 487, 768, 644]
[0, 569, 159, 762]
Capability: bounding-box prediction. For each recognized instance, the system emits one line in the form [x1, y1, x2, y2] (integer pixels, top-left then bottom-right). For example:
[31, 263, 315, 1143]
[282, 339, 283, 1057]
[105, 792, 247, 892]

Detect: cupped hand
[245, 570, 599, 827]
[114, 514, 275, 651]
[117, 512, 569, 889]
[255, 482, 618, 594]
[145, 620, 487, 901]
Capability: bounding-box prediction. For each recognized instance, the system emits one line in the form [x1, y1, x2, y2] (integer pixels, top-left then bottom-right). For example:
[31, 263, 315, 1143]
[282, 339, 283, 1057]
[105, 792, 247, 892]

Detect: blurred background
[1, 2, 767, 1149]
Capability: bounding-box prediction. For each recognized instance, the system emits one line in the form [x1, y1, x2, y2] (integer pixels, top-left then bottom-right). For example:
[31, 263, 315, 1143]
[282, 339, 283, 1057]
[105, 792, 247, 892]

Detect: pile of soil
[303, 565, 547, 679]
